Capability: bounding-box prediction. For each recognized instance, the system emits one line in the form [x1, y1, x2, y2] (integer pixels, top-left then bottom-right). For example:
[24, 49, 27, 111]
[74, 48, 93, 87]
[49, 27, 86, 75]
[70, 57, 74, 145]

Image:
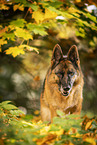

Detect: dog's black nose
[63, 86, 70, 91]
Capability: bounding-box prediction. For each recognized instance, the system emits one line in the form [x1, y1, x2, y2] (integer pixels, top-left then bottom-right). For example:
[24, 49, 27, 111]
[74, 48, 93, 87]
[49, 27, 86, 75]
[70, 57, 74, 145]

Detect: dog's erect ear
[67, 45, 80, 69]
[51, 44, 63, 69]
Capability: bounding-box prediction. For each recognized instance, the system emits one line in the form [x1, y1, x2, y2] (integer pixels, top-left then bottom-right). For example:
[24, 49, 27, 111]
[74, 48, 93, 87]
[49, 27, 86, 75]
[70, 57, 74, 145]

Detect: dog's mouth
[59, 85, 71, 97]
[62, 91, 69, 96]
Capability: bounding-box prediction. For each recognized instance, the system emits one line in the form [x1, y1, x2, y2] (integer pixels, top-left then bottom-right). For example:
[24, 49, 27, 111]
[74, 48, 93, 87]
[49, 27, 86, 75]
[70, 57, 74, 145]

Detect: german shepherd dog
[40, 44, 84, 122]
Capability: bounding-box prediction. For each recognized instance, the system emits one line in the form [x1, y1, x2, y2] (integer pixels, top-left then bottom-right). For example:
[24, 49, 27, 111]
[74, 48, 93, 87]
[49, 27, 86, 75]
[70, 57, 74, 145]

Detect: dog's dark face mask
[51, 44, 80, 97]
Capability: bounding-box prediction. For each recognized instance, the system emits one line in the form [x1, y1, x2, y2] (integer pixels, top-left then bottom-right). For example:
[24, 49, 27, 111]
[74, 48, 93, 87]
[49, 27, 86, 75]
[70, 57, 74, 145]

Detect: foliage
[0, 101, 97, 145]
[0, 0, 97, 57]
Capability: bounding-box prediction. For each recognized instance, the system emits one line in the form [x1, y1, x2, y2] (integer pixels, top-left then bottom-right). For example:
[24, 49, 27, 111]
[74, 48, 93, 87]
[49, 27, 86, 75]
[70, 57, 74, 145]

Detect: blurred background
[0, 0, 97, 115]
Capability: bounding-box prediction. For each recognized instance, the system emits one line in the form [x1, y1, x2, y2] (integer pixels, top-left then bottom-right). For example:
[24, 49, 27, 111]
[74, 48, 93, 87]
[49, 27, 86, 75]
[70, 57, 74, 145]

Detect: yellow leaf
[5, 46, 25, 57]
[13, 4, 19, 11]
[32, 8, 57, 24]
[85, 120, 92, 130]
[0, 39, 7, 46]
[75, 0, 81, 2]
[19, 5, 24, 11]
[0, 48, 1, 52]
[68, 7, 79, 13]
[32, 9, 44, 24]
[19, 44, 39, 53]
[34, 110, 39, 115]
[84, 137, 96, 145]
[50, 126, 64, 136]
[44, 8, 57, 21]
[13, 4, 24, 11]
[0, 26, 8, 37]
[40, 126, 50, 135]
[14, 27, 32, 40]
[0, 4, 9, 10]
[36, 134, 56, 145]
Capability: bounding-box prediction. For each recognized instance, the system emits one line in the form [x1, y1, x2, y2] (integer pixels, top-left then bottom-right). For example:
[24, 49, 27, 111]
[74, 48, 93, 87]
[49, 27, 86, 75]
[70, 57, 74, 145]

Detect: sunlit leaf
[13, 4, 24, 11]
[32, 9, 44, 24]
[0, 38, 7, 46]
[0, 4, 9, 10]
[84, 13, 97, 23]
[14, 27, 32, 40]
[34, 110, 40, 115]
[0, 26, 8, 37]
[0, 101, 11, 106]
[76, 31, 85, 38]
[5, 46, 25, 57]
[32, 8, 57, 24]
[10, 110, 24, 116]
[85, 120, 92, 130]
[19, 44, 39, 53]
[2, 104, 18, 110]
[84, 137, 96, 145]
[44, 7, 58, 19]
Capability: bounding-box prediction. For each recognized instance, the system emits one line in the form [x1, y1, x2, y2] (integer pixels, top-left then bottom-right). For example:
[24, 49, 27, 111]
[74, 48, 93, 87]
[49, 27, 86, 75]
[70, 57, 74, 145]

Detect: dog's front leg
[50, 105, 58, 123]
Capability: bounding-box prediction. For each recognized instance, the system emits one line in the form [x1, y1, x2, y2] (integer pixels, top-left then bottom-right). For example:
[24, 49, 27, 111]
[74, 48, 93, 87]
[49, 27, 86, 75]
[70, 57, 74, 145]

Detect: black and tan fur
[40, 44, 84, 122]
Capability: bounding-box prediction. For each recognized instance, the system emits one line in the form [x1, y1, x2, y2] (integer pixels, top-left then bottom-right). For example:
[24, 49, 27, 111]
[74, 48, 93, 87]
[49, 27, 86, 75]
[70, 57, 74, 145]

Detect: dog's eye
[56, 72, 63, 77]
[68, 71, 74, 76]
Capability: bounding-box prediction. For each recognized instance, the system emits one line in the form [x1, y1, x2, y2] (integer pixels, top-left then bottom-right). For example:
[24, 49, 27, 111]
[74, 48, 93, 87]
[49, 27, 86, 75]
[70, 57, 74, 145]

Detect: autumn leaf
[32, 8, 44, 24]
[13, 4, 24, 11]
[5, 46, 25, 57]
[32, 8, 57, 24]
[0, 4, 9, 10]
[44, 8, 57, 20]
[5, 45, 38, 57]
[85, 120, 92, 130]
[0, 38, 7, 46]
[34, 110, 40, 115]
[19, 44, 39, 53]
[0, 26, 8, 37]
[36, 134, 57, 145]
[14, 27, 32, 40]
[84, 137, 96, 145]
[4, 33, 15, 41]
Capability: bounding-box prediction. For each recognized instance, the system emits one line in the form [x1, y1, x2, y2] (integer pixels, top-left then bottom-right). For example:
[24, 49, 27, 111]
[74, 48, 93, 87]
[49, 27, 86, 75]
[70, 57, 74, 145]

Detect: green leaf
[3, 33, 15, 41]
[14, 0, 27, 4]
[49, 1, 63, 8]
[56, 110, 65, 117]
[26, 3, 38, 11]
[84, 13, 97, 23]
[0, 101, 18, 110]
[10, 19, 26, 28]
[47, 6, 61, 14]
[0, 101, 11, 106]
[49, 124, 60, 132]
[10, 109, 24, 116]
[27, 23, 48, 36]
[76, 31, 85, 38]
[3, 104, 18, 110]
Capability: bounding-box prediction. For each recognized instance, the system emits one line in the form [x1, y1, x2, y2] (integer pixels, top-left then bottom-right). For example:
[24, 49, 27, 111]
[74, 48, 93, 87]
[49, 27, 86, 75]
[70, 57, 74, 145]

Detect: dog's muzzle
[60, 85, 71, 96]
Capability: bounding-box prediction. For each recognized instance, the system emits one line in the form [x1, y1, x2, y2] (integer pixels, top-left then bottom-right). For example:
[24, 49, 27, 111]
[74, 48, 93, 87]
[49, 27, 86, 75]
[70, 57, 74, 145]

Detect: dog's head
[51, 44, 81, 97]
